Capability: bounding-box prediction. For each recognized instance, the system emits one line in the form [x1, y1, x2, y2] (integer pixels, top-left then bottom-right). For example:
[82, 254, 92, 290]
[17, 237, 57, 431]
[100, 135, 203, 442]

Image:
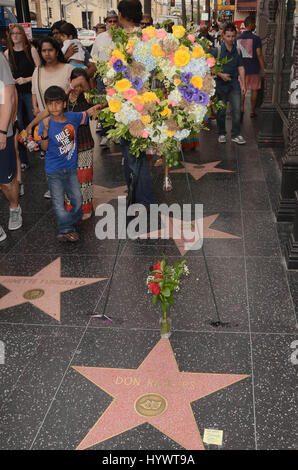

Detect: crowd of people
[0, 0, 265, 244]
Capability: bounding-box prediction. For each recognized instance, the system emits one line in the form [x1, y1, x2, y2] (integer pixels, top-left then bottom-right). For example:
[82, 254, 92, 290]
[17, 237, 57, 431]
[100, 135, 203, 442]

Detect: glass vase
[160, 315, 171, 338]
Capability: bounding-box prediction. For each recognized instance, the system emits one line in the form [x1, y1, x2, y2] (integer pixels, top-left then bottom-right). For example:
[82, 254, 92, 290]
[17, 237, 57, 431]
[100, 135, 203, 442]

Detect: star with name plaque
[73, 339, 249, 450]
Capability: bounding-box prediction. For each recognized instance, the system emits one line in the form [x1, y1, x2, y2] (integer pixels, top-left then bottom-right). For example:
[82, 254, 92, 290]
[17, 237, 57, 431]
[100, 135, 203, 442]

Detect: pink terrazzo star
[171, 161, 234, 181]
[93, 184, 127, 209]
[73, 339, 249, 450]
[138, 213, 240, 255]
[0, 258, 107, 322]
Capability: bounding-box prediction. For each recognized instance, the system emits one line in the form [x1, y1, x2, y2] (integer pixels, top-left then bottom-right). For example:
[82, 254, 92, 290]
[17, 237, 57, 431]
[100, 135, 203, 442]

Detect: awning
[236, 0, 257, 11]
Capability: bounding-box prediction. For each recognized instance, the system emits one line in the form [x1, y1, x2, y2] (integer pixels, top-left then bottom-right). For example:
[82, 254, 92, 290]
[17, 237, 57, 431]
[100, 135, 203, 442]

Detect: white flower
[175, 129, 190, 141]
[114, 102, 140, 125]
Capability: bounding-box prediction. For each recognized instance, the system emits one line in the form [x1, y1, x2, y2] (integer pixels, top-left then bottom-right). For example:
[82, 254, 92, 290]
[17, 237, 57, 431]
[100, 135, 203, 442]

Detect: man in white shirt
[91, 10, 118, 61]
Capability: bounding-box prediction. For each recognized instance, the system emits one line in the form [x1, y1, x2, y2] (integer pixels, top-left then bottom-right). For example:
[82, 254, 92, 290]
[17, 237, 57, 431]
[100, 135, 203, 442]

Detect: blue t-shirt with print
[210, 42, 244, 91]
[38, 111, 88, 174]
[236, 30, 262, 75]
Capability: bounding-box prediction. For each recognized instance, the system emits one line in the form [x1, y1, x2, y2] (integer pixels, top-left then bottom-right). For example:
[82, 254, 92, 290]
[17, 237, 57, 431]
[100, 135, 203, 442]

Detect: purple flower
[179, 83, 199, 103]
[113, 59, 124, 73]
[181, 72, 193, 83]
[132, 76, 144, 90]
[122, 66, 130, 79]
[196, 91, 210, 106]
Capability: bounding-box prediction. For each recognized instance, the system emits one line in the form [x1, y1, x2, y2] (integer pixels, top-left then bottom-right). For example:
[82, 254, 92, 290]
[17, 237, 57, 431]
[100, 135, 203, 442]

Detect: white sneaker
[19, 182, 24, 196]
[44, 190, 51, 199]
[0, 225, 7, 242]
[232, 135, 246, 145]
[100, 136, 109, 147]
[218, 135, 227, 143]
[8, 206, 22, 231]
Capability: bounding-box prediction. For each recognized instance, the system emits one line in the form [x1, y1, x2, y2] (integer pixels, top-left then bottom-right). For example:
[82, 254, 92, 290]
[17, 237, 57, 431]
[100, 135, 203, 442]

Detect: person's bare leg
[163, 158, 173, 191]
[251, 90, 258, 116]
[1, 178, 19, 209]
[241, 90, 245, 113]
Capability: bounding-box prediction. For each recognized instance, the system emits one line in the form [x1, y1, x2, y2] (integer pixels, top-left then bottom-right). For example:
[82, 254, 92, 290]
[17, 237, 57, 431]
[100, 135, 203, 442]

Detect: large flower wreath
[89, 25, 221, 167]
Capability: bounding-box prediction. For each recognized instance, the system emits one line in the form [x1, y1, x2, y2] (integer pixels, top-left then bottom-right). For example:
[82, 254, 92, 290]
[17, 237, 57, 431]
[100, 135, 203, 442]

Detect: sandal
[81, 213, 92, 220]
[57, 231, 80, 242]
[163, 176, 173, 192]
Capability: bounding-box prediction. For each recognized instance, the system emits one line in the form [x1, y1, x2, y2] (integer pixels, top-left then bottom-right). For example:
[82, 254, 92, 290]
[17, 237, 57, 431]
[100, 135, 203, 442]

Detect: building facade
[28, 0, 118, 28]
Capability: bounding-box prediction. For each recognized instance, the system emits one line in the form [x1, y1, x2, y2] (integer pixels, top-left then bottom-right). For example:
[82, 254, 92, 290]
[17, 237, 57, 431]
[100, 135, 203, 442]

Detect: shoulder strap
[37, 67, 46, 110]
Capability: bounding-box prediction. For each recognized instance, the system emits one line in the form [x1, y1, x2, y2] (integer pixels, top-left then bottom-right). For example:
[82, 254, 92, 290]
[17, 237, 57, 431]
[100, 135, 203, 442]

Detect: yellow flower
[151, 43, 165, 58]
[206, 53, 212, 58]
[190, 76, 203, 89]
[126, 40, 135, 50]
[142, 26, 156, 38]
[172, 25, 186, 39]
[141, 115, 151, 125]
[142, 91, 158, 103]
[165, 129, 176, 137]
[174, 49, 191, 67]
[178, 45, 189, 52]
[192, 46, 205, 59]
[112, 49, 125, 61]
[132, 95, 144, 104]
[161, 106, 172, 117]
[108, 100, 122, 113]
[115, 79, 131, 93]
[174, 78, 181, 86]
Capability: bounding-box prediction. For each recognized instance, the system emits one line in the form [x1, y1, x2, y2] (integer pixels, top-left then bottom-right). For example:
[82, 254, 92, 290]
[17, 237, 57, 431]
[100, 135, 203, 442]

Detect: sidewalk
[0, 110, 297, 450]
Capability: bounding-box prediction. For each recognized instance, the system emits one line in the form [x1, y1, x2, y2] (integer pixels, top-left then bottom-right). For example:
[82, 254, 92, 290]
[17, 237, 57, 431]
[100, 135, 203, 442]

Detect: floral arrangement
[90, 25, 221, 167]
[146, 255, 189, 337]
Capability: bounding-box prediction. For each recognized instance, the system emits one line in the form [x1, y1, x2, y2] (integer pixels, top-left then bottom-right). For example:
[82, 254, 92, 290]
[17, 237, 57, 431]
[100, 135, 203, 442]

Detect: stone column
[257, 0, 284, 147]
[279, 0, 296, 113]
[277, 25, 298, 222]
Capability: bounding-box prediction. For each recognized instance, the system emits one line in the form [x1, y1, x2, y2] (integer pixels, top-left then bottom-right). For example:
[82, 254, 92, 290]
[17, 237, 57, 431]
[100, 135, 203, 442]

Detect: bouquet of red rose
[147, 254, 189, 337]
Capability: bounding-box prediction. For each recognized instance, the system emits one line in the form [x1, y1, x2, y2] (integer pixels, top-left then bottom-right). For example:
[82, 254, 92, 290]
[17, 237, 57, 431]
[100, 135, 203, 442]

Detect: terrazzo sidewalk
[0, 112, 297, 451]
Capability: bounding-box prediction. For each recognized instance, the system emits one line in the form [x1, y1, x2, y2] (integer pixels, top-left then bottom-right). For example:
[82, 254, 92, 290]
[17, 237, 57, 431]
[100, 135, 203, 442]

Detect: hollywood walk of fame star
[137, 213, 240, 255]
[0, 258, 107, 322]
[73, 339, 249, 450]
[93, 184, 127, 209]
[171, 161, 234, 181]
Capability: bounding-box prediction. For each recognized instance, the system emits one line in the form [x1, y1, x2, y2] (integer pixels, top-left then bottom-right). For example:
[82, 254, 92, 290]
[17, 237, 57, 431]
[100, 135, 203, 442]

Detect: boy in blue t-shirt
[38, 86, 102, 242]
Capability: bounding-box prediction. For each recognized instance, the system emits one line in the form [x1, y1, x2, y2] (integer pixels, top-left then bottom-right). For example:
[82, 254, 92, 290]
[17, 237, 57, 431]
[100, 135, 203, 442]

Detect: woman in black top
[4, 24, 41, 168]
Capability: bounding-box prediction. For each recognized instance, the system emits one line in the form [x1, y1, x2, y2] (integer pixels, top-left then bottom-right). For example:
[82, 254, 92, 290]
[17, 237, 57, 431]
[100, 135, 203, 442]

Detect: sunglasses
[140, 22, 151, 26]
[107, 19, 118, 23]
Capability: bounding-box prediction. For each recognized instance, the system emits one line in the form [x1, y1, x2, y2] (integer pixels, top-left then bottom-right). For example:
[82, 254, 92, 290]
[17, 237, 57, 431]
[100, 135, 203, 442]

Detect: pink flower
[168, 100, 177, 107]
[127, 48, 134, 54]
[135, 103, 144, 112]
[207, 57, 216, 68]
[123, 88, 138, 100]
[156, 29, 167, 40]
[142, 131, 149, 138]
[142, 33, 150, 42]
[110, 56, 117, 64]
[107, 88, 116, 97]
[187, 34, 195, 43]
[168, 53, 175, 66]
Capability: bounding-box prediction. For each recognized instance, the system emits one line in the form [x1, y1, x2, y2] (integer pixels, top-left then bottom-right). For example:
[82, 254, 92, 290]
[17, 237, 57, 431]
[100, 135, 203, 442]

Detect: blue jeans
[47, 169, 82, 233]
[121, 141, 155, 207]
[216, 86, 241, 138]
[17, 91, 34, 165]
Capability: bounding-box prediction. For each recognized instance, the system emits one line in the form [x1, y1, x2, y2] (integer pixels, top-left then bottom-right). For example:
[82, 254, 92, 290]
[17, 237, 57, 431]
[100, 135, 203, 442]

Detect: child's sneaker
[8, 206, 22, 231]
[57, 232, 79, 242]
[0, 225, 7, 242]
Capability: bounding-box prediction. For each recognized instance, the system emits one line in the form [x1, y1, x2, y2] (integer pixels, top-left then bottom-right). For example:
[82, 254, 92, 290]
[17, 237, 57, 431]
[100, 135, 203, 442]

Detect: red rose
[153, 262, 162, 271]
[149, 282, 161, 295]
[154, 273, 163, 280]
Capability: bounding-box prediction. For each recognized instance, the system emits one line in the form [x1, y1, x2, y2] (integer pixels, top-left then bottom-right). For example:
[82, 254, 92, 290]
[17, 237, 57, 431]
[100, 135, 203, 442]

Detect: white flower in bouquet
[175, 129, 191, 141]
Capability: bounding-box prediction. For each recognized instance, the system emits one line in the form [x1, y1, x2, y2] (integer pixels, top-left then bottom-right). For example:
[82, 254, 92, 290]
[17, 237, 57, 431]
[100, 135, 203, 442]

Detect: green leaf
[152, 295, 158, 305]
[162, 287, 171, 297]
